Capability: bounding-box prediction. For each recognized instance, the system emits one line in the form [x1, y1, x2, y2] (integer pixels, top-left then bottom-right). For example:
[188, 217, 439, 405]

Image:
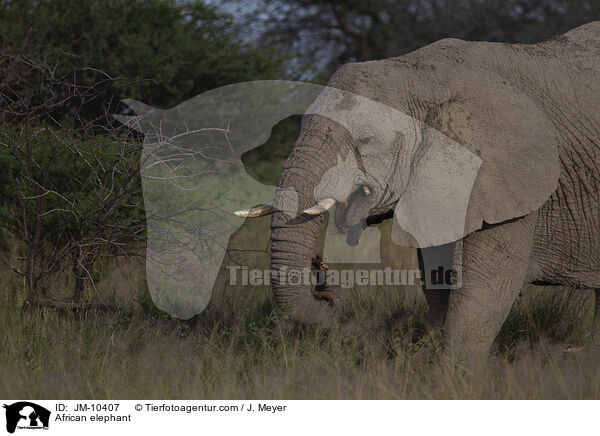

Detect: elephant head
[252, 45, 560, 323]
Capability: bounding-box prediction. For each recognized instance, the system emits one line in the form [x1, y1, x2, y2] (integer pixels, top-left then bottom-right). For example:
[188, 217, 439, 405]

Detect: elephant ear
[391, 126, 482, 247]
[392, 65, 559, 248]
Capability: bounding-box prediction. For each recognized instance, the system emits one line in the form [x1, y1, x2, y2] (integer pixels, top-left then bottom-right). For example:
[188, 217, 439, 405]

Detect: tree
[0, 0, 286, 306]
[0, 0, 284, 109]
[0, 55, 144, 306]
[229, 0, 600, 80]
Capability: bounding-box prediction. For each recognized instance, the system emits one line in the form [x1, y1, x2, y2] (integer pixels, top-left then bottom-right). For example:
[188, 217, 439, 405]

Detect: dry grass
[1, 213, 600, 400]
[1, 238, 600, 400]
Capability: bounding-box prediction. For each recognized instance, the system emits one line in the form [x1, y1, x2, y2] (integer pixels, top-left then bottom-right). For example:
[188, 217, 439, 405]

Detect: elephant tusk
[233, 204, 274, 218]
[302, 198, 336, 215]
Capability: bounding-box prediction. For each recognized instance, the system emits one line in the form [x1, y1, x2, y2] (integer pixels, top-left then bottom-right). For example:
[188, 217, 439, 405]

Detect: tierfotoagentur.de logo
[3, 402, 50, 434]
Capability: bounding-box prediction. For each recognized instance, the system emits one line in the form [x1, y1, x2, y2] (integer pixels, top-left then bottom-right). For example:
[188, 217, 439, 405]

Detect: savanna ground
[1, 215, 600, 400]
[2, 0, 600, 402]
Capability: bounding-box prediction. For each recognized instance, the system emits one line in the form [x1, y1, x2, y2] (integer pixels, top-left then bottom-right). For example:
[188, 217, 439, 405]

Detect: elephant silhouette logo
[115, 80, 481, 319]
[3, 402, 50, 433]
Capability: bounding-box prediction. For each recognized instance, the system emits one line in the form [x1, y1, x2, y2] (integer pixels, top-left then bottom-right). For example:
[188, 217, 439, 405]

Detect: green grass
[1, 245, 600, 399]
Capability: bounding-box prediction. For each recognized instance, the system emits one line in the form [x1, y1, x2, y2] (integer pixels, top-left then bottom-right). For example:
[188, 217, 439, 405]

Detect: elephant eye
[359, 136, 375, 145]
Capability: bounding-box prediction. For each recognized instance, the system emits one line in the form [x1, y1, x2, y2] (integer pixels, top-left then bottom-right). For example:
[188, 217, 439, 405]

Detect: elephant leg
[564, 289, 600, 353]
[418, 242, 459, 330]
[443, 213, 537, 365]
[423, 289, 450, 329]
[591, 289, 600, 346]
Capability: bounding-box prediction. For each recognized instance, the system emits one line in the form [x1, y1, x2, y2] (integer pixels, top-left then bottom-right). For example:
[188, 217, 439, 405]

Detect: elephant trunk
[270, 120, 341, 322]
[270, 216, 330, 322]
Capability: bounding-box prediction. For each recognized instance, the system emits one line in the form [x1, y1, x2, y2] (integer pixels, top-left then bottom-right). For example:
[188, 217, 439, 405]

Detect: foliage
[0, 127, 139, 244]
[231, 0, 600, 79]
[0, 55, 144, 302]
[0, 0, 284, 108]
[0, 0, 287, 302]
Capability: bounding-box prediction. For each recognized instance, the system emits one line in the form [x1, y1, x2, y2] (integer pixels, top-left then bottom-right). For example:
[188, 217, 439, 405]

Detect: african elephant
[239, 22, 600, 363]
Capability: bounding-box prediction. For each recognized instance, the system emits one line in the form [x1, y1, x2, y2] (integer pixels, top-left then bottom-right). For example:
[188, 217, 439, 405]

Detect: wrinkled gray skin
[269, 22, 600, 364]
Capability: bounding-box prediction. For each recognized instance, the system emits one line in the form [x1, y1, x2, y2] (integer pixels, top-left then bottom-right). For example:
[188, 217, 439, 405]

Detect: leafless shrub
[0, 53, 145, 307]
